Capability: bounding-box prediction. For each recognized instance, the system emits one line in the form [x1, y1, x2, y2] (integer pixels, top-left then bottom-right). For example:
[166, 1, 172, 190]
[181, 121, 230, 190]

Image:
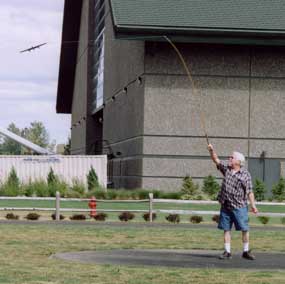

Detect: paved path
[53, 249, 285, 270]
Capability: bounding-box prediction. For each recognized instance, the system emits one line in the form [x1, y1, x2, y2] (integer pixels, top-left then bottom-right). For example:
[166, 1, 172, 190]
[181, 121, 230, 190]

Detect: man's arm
[207, 144, 220, 165]
[248, 192, 258, 214]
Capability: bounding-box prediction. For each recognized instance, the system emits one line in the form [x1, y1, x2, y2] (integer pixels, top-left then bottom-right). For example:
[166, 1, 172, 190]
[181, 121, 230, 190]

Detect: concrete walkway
[54, 249, 285, 270]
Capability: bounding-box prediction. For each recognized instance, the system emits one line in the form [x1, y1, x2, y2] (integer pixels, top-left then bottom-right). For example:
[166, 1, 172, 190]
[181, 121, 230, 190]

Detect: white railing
[0, 192, 285, 221]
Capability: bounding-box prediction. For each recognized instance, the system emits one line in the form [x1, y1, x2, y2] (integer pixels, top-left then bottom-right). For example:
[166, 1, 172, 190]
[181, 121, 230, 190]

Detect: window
[91, 0, 105, 112]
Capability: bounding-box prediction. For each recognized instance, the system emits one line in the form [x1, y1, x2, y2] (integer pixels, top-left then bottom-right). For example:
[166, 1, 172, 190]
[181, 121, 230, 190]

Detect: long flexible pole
[163, 36, 209, 145]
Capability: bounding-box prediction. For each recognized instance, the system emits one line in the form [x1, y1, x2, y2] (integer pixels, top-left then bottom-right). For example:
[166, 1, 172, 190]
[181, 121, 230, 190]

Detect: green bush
[0, 167, 21, 196]
[253, 179, 266, 201]
[48, 180, 68, 197]
[51, 213, 65, 220]
[142, 212, 157, 222]
[202, 175, 220, 200]
[71, 179, 85, 196]
[70, 214, 86, 220]
[85, 189, 107, 199]
[257, 216, 270, 225]
[212, 215, 220, 223]
[6, 213, 19, 220]
[34, 180, 49, 197]
[118, 212, 135, 222]
[87, 166, 100, 191]
[180, 176, 199, 199]
[190, 215, 203, 224]
[281, 217, 285, 225]
[47, 168, 58, 185]
[65, 190, 82, 198]
[25, 213, 40, 220]
[272, 178, 285, 201]
[94, 213, 108, 221]
[165, 214, 180, 223]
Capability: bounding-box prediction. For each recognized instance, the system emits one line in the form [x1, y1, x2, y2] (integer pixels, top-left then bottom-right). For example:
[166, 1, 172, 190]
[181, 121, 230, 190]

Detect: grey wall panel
[251, 47, 285, 78]
[71, 0, 90, 154]
[250, 79, 285, 138]
[142, 157, 224, 178]
[250, 140, 285, 158]
[143, 136, 248, 157]
[144, 75, 250, 137]
[104, 10, 145, 100]
[145, 42, 250, 77]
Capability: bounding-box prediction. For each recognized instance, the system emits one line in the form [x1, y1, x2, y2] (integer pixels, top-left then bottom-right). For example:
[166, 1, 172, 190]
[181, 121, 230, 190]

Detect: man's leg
[224, 230, 231, 253]
[242, 230, 255, 260]
[242, 230, 249, 251]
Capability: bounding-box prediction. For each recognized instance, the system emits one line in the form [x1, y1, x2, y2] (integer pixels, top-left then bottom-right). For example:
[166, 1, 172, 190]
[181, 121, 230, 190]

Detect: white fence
[0, 193, 285, 221]
[0, 155, 107, 187]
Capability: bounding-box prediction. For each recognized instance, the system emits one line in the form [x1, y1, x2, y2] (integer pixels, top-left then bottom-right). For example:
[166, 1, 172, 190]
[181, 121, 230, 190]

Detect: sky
[0, 0, 70, 145]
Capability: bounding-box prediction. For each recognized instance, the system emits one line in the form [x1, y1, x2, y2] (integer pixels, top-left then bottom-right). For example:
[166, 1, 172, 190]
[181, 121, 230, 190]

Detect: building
[57, 0, 285, 191]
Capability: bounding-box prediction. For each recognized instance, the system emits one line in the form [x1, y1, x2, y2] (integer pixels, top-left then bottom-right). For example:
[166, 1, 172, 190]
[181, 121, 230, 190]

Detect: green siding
[110, 0, 285, 34]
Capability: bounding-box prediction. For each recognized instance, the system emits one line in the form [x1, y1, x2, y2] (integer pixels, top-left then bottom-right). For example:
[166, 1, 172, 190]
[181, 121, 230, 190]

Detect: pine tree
[202, 175, 220, 199]
[253, 179, 266, 201]
[87, 166, 100, 191]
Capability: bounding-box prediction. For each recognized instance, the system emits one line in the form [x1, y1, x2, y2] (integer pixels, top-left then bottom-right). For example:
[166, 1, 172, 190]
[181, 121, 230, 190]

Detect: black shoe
[242, 250, 255, 260]
[219, 251, 232, 260]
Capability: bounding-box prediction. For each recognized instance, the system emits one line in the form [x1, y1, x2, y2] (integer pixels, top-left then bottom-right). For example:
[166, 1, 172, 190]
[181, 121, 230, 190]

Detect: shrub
[160, 191, 183, 200]
[51, 213, 65, 220]
[70, 214, 86, 220]
[180, 176, 199, 199]
[85, 189, 106, 199]
[34, 180, 49, 197]
[165, 214, 180, 223]
[257, 216, 270, 225]
[0, 167, 21, 196]
[48, 180, 68, 197]
[212, 215, 220, 223]
[142, 212, 157, 222]
[71, 179, 85, 196]
[6, 213, 19, 220]
[202, 175, 220, 200]
[118, 212, 135, 222]
[47, 168, 58, 185]
[94, 213, 108, 221]
[87, 166, 100, 191]
[281, 217, 285, 225]
[253, 179, 266, 201]
[272, 178, 285, 201]
[190, 215, 203, 224]
[65, 190, 82, 198]
[26, 213, 40, 220]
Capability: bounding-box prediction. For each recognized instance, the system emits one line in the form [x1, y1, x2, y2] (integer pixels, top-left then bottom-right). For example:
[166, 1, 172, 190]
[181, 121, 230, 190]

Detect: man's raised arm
[208, 144, 220, 166]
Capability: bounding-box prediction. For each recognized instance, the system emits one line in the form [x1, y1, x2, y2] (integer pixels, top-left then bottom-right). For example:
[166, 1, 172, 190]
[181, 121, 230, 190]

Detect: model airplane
[20, 42, 47, 53]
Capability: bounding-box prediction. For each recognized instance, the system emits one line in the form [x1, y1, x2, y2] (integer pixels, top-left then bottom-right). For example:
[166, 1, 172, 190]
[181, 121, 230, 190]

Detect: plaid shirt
[217, 161, 252, 210]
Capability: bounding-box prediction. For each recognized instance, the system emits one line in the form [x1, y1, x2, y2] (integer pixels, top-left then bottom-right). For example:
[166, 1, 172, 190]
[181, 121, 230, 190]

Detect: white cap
[233, 151, 245, 166]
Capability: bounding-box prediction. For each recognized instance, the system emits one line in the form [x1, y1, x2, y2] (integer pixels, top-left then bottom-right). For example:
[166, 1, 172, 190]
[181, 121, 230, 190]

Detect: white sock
[224, 243, 231, 253]
[243, 242, 249, 252]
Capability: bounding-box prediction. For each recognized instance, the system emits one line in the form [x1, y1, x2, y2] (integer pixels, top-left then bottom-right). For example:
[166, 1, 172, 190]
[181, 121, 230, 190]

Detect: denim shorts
[218, 206, 249, 231]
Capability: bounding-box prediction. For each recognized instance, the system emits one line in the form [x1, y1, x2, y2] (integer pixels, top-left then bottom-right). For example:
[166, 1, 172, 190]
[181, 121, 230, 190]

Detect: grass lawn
[0, 223, 285, 284]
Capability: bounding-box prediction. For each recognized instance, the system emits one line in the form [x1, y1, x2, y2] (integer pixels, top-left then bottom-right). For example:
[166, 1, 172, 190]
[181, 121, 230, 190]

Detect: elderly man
[208, 144, 258, 260]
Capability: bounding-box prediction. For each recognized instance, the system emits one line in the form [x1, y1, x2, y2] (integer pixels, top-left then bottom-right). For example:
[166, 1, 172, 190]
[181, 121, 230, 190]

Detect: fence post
[149, 193, 153, 222]
[56, 191, 60, 221]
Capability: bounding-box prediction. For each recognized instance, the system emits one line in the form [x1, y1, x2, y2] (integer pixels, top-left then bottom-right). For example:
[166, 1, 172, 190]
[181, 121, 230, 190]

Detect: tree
[63, 137, 71, 155]
[87, 166, 100, 191]
[0, 121, 56, 155]
[24, 121, 49, 148]
[272, 178, 285, 201]
[180, 175, 199, 199]
[253, 179, 266, 201]
[202, 175, 220, 199]
[0, 123, 22, 154]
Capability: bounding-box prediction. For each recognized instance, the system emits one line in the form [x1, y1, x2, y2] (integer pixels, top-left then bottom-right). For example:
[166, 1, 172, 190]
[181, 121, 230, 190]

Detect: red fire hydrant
[88, 196, 97, 218]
